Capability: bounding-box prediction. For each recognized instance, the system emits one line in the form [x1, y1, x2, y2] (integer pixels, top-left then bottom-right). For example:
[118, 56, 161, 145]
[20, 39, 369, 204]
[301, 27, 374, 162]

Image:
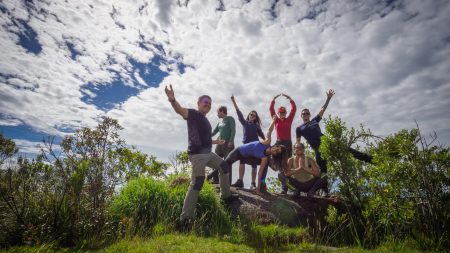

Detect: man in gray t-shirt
[165, 85, 237, 225]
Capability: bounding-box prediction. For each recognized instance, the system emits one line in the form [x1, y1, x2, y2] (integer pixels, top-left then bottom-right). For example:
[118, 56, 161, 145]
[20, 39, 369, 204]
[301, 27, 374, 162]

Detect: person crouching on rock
[282, 142, 328, 197]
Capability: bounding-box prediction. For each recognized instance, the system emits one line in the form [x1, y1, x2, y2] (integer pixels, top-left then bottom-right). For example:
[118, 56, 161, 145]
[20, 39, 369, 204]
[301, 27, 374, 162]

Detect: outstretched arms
[165, 85, 188, 119]
[318, 89, 335, 118]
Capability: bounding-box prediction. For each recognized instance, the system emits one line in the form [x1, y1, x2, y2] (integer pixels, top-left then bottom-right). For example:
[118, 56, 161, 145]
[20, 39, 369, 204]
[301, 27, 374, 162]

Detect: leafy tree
[0, 133, 18, 165]
[320, 116, 449, 250]
[0, 117, 169, 247]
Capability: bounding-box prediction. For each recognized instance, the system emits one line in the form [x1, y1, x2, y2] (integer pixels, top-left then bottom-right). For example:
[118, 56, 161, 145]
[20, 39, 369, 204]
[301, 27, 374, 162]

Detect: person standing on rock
[207, 106, 236, 184]
[164, 85, 237, 226]
[296, 89, 373, 177]
[229, 95, 265, 189]
[269, 93, 297, 194]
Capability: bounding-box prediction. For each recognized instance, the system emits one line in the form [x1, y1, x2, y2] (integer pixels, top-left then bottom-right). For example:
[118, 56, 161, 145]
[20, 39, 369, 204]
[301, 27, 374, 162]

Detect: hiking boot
[175, 218, 193, 232]
[250, 182, 256, 190]
[231, 179, 244, 188]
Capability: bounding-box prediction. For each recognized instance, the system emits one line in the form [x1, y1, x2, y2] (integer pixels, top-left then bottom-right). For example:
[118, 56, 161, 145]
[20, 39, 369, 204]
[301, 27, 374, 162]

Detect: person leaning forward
[164, 85, 237, 224]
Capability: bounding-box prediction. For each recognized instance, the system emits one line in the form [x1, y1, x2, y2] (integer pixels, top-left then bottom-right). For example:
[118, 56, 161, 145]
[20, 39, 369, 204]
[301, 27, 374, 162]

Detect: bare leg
[239, 163, 245, 180]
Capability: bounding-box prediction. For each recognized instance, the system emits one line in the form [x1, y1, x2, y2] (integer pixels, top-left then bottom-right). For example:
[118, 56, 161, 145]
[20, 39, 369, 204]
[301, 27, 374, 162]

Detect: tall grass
[110, 175, 233, 238]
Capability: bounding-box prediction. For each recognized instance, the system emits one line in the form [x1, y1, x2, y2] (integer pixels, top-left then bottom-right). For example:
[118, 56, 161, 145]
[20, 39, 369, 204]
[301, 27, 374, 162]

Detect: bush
[110, 175, 233, 237]
[320, 116, 449, 250]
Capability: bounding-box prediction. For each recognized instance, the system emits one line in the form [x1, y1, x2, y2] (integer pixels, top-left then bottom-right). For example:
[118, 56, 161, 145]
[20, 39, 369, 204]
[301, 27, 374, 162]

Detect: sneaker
[231, 179, 244, 188]
[250, 182, 256, 190]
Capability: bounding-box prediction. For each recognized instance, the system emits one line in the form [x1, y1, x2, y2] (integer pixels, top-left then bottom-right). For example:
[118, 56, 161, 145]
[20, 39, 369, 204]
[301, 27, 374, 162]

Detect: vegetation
[0, 116, 448, 252]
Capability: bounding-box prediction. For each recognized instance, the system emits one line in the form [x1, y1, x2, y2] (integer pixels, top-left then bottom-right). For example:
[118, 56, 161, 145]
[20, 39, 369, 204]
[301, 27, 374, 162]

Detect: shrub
[110, 175, 233, 237]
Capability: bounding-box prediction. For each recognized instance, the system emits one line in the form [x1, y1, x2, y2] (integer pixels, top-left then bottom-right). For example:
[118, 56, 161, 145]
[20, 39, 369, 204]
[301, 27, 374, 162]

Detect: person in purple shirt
[225, 115, 289, 195]
[296, 89, 373, 176]
[229, 95, 265, 189]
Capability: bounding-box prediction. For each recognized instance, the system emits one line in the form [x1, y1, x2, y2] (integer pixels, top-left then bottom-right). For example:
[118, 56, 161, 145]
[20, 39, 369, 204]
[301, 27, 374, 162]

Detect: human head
[293, 142, 305, 156]
[197, 95, 212, 115]
[301, 108, 311, 122]
[278, 106, 287, 119]
[246, 110, 261, 126]
[217, 106, 227, 118]
[269, 144, 288, 171]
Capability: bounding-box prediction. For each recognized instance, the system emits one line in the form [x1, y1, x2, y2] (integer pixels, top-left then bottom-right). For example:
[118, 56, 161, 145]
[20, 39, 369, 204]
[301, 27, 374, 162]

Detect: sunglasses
[201, 98, 211, 105]
[249, 113, 256, 117]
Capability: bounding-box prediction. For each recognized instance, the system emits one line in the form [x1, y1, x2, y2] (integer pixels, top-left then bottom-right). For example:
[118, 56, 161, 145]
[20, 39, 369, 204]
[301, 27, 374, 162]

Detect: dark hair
[218, 106, 227, 115]
[301, 108, 310, 113]
[246, 110, 261, 126]
[270, 145, 289, 172]
[198, 95, 212, 102]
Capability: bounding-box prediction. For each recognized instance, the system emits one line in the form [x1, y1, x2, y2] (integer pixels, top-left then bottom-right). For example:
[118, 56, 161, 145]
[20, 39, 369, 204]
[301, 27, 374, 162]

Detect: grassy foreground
[1, 234, 424, 253]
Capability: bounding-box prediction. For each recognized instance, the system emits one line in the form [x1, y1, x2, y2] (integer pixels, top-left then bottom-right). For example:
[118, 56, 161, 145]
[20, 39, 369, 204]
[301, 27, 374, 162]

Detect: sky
[1, 0, 450, 184]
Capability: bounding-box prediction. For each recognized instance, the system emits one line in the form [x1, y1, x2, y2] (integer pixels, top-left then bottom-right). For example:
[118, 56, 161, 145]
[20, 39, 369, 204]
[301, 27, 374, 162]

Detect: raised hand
[165, 84, 175, 101]
[231, 94, 235, 101]
[273, 94, 281, 100]
[282, 93, 292, 100]
[326, 89, 335, 99]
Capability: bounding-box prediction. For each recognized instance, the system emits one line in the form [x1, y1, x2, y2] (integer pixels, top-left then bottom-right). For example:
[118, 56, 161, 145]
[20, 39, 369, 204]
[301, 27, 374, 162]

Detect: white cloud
[0, 0, 449, 169]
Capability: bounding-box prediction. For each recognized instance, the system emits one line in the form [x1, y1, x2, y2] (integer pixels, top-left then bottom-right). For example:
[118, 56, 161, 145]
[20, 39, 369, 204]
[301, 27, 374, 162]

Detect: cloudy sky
[1, 0, 450, 170]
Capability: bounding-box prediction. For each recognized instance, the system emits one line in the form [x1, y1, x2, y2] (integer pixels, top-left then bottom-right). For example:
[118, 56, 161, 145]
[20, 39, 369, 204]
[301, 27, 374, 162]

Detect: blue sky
[1, 0, 450, 184]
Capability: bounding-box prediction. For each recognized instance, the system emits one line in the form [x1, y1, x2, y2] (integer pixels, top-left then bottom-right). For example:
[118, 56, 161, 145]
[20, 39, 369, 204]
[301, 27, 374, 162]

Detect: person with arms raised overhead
[268, 93, 296, 194]
[164, 85, 237, 228]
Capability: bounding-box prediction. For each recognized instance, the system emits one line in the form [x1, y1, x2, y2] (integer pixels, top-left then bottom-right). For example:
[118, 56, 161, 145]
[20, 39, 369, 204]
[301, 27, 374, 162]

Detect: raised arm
[318, 89, 335, 118]
[283, 94, 297, 121]
[165, 85, 188, 119]
[269, 94, 281, 117]
[261, 115, 277, 145]
[231, 95, 246, 125]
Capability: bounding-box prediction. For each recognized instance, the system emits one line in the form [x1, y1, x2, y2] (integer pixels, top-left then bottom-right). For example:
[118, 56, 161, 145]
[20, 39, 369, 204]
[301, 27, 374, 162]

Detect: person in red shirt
[266, 93, 296, 194]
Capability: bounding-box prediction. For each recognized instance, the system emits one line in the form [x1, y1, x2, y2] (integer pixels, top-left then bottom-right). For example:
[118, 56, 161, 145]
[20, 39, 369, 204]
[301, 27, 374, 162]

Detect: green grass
[0, 234, 429, 253]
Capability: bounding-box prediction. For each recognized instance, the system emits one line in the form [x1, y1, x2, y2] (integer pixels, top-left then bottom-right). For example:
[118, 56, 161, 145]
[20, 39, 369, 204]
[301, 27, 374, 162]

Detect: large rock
[223, 186, 346, 228]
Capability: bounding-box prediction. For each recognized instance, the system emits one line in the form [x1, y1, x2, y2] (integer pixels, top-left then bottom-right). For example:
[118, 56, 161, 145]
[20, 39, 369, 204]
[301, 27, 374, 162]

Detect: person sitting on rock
[282, 142, 328, 197]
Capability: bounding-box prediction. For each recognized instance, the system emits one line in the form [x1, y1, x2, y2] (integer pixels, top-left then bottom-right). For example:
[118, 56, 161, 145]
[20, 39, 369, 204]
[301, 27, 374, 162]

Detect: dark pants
[287, 176, 328, 196]
[313, 146, 373, 174]
[275, 140, 292, 192]
[207, 141, 233, 182]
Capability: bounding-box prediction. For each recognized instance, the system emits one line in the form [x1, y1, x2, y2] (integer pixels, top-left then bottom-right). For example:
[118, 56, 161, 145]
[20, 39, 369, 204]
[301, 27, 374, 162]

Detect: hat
[278, 106, 286, 113]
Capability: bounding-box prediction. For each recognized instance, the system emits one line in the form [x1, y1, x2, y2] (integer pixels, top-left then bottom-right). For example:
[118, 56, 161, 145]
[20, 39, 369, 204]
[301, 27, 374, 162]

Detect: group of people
[164, 85, 372, 224]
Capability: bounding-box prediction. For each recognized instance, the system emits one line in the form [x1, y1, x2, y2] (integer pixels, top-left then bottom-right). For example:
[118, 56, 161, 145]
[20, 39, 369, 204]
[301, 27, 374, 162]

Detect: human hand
[273, 94, 281, 100]
[213, 140, 226, 145]
[282, 93, 292, 100]
[326, 89, 335, 99]
[231, 94, 235, 101]
[227, 142, 234, 149]
[165, 84, 175, 101]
